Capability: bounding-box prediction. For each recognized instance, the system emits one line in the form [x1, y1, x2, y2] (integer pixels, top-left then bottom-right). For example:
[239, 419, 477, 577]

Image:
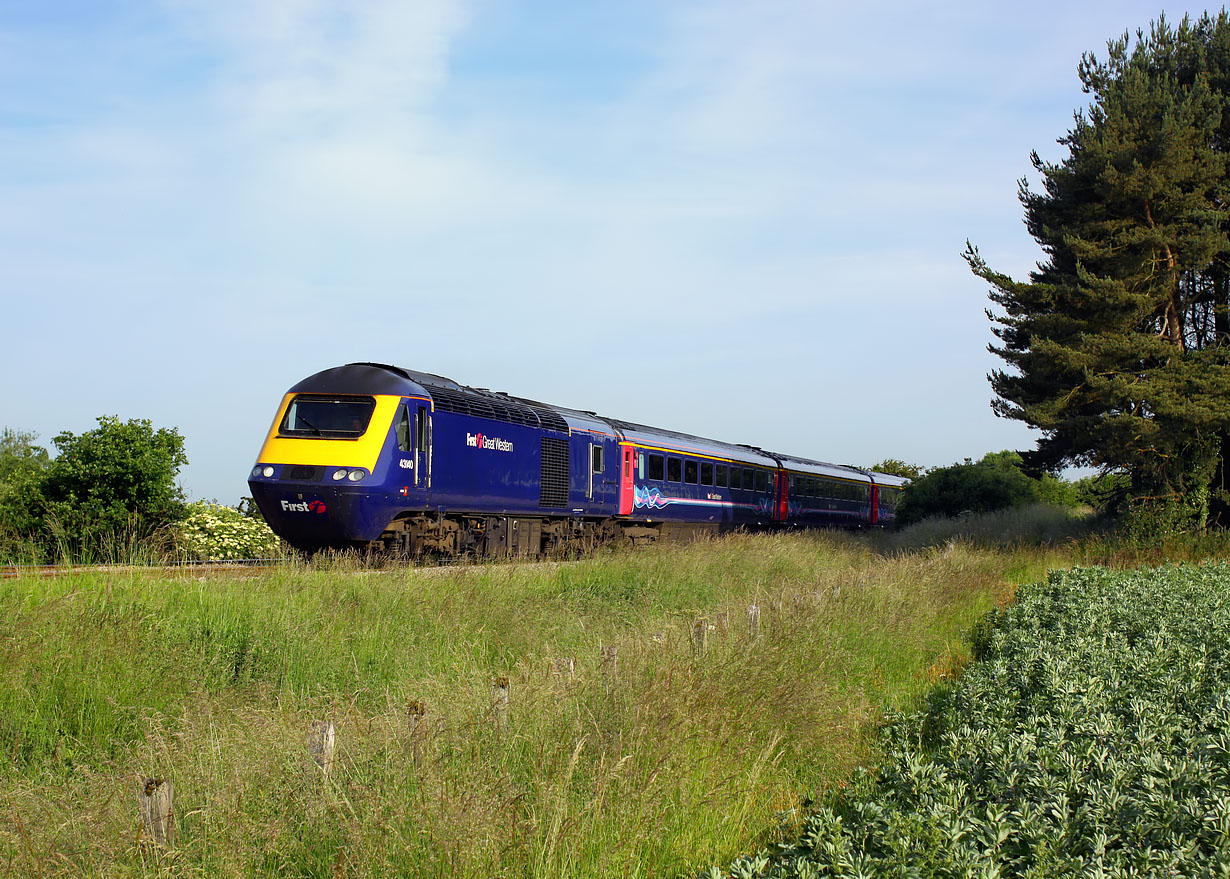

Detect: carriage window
[647, 454, 664, 480]
[592, 445, 604, 473]
[729, 468, 742, 490]
[700, 462, 714, 485]
[684, 460, 698, 484]
[744, 469, 756, 490]
[755, 470, 767, 492]
[716, 465, 729, 487]
[667, 457, 682, 482]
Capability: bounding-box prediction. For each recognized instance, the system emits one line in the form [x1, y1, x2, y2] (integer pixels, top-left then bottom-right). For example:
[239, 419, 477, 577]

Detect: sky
[0, 1, 1217, 504]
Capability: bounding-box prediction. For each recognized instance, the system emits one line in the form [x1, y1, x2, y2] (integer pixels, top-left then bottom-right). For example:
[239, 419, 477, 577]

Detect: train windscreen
[279, 395, 377, 438]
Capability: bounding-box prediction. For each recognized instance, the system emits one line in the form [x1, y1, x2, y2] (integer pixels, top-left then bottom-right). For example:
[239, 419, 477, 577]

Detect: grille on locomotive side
[539, 437, 570, 507]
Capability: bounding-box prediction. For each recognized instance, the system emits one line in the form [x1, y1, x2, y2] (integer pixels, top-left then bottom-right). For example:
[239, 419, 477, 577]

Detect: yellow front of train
[248, 364, 429, 549]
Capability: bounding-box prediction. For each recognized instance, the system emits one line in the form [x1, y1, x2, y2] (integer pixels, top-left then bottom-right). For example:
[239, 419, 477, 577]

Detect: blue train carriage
[613, 420, 785, 539]
[773, 454, 874, 527]
[249, 363, 629, 555]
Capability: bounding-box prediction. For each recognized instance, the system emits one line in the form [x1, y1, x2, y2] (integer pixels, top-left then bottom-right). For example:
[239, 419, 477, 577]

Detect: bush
[177, 501, 284, 560]
[0, 417, 188, 563]
[896, 454, 1039, 526]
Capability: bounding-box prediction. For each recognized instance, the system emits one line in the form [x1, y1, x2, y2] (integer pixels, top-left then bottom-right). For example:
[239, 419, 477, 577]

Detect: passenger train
[247, 363, 908, 556]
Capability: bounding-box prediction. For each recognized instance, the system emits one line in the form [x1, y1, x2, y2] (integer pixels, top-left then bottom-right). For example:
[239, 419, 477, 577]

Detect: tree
[869, 459, 926, 480]
[0, 429, 50, 537]
[968, 13, 1230, 531]
[37, 417, 188, 557]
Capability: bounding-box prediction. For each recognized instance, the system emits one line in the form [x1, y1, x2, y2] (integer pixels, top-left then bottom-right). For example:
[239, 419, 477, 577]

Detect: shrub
[177, 501, 283, 560]
[896, 454, 1038, 525]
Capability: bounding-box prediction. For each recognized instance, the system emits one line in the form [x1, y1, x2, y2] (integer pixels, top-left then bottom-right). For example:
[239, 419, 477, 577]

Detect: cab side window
[396, 407, 412, 452]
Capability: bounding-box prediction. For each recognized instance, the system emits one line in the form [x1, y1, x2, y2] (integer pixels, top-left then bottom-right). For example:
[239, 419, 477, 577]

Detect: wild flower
[176, 501, 282, 560]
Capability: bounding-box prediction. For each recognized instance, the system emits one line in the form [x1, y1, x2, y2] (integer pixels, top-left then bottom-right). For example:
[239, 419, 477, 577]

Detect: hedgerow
[714, 564, 1230, 877]
[177, 501, 282, 560]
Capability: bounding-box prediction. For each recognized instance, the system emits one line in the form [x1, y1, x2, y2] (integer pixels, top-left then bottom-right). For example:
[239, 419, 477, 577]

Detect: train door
[587, 439, 611, 508]
[775, 470, 788, 523]
[869, 484, 880, 525]
[415, 404, 432, 489]
[619, 444, 635, 515]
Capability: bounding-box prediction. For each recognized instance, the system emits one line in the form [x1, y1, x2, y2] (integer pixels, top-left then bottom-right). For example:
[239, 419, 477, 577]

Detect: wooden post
[747, 604, 760, 639]
[600, 645, 618, 688]
[407, 700, 427, 768]
[492, 675, 510, 729]
[715, 611, 729, 636]
[552, 657, 575, 684]
[137, 777, 174, 849]
[692, 618, 708, 658]
[307, 720, 336, 776]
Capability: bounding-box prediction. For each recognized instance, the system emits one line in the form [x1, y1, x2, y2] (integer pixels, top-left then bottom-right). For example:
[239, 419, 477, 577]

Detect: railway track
[0, 558, 279, 579]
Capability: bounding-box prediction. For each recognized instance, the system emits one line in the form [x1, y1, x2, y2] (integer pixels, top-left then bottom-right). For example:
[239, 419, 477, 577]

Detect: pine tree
[969, 13, 1230, 529]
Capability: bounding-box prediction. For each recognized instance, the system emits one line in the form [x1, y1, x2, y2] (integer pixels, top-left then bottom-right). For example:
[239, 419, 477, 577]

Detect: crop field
[0, 531, 1051, 879]
[718, 563, 1230, 877]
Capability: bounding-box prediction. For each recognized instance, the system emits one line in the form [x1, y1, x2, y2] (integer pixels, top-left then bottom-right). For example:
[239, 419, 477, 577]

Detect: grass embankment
[0, 532, 1045, 878]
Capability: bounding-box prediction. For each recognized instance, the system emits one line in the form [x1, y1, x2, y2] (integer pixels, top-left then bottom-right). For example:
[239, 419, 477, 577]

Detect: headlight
[251, 466, 262, 478]
[347, 469, 366, 482]
[332, 469, 348, 481]
[261, 466, 274, 478]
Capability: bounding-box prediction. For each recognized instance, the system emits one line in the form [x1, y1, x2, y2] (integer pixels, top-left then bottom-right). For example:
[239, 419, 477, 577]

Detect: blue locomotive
[247, 363, 907, 555]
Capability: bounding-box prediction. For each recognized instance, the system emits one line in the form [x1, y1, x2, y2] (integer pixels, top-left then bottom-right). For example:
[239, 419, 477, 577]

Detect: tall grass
[877, 502, 1104, 553]
[0, 533, 1048, 878]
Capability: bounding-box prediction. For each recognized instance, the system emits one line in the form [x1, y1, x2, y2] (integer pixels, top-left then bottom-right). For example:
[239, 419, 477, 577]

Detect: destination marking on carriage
[467, 432, 514, 452]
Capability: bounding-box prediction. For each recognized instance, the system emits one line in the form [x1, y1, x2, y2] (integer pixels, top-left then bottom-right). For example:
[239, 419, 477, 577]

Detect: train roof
[606, 420, 780, 467]
[290, 364, 906, 480]
[771, 453, 871, 483]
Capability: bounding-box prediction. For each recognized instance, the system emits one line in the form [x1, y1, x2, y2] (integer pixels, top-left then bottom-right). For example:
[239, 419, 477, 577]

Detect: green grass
[0, 531, 1039, 878]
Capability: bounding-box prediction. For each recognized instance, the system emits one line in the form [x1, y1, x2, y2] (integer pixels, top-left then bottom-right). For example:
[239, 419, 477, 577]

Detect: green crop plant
[716, 564, 1230, 877]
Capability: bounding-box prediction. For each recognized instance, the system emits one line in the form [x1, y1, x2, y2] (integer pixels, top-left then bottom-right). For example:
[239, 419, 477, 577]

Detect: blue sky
[0, 1, 1213, 503]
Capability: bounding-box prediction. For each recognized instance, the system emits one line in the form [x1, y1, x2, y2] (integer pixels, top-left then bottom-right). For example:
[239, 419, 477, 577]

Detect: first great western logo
[466, 432, 514, 452]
